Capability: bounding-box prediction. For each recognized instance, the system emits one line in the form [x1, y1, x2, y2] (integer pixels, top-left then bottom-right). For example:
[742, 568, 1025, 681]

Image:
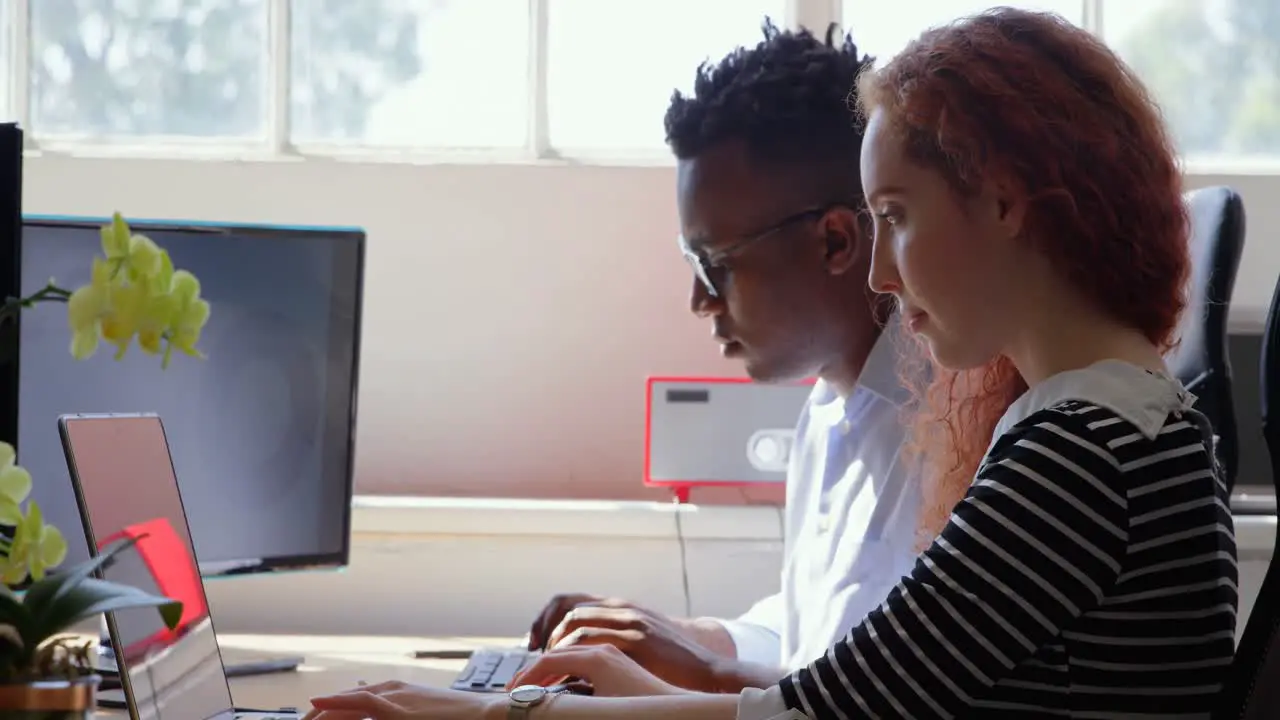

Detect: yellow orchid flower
[0, 443, 31, 527]
[132, 286, 179, 357]
[66, 213, 211, 365]
[66, 257, 124, 360]
[163, 271, 210, 368]
[99, 212, 131, 258]
[0, 501, 67, 584]
[100, 282, 147, 359]
[100, 212, 163, 282]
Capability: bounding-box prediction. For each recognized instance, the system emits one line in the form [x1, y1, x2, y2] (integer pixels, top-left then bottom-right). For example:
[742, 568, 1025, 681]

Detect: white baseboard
[205, 497, 785, 637]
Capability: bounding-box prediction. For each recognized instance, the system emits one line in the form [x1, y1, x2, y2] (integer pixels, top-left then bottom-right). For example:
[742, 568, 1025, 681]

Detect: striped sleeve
[777, 409, 1129, 718]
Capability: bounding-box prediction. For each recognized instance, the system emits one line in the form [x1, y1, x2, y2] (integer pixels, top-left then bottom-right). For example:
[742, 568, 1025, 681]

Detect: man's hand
[527, 593, 639, 651]
[543, 604, 735, 693]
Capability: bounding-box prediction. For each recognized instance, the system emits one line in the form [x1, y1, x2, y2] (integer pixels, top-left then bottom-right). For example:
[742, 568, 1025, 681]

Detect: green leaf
[0, 584, 26, 628]
[0, 623, 22, 678]
[32, 576, 182, 642]
[22, 537, 143, 632]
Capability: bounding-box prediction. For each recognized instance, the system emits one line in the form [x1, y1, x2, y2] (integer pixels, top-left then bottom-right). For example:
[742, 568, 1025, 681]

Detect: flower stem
[0, 282, 72, 326]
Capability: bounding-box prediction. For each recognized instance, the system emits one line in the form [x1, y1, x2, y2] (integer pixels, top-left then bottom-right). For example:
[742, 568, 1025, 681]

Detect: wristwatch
[507, 684, 568, 719]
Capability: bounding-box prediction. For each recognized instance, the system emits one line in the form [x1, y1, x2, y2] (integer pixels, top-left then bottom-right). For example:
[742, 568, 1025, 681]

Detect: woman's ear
[985, 174, 1028, 241]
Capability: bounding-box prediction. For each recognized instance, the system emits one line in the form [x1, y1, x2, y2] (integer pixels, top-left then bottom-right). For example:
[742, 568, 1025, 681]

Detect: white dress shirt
[715, 325, 921, 672]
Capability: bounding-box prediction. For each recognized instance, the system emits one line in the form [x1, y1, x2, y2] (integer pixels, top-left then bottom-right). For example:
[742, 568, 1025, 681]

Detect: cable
[144, 647, 161, 720]
[672, 500, 693, 618]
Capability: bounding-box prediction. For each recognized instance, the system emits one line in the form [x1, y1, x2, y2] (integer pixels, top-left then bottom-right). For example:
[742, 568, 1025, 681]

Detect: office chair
[1214, 274, 1280, 719]
[1167, 186, 1246, 490]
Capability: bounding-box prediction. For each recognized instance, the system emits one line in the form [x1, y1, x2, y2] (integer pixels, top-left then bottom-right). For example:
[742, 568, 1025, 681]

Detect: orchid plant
[0, 213, 211, 683]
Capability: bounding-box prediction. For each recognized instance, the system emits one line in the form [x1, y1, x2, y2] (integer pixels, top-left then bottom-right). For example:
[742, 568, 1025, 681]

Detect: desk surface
[95, 633, 521, 717]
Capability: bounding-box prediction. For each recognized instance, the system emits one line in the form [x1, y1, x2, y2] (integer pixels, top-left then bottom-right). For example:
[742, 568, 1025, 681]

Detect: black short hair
[664, 19, 874, 199]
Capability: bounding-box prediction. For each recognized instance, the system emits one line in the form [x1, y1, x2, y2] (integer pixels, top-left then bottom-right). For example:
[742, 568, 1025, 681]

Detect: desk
[95, 633, 521, 717]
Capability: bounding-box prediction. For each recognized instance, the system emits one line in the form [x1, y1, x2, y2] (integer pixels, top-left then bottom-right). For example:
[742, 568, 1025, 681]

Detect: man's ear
[822, 208, 866, 276]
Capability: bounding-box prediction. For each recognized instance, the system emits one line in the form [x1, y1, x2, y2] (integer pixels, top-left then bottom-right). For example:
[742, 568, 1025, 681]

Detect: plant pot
[0, 675, 100, 719]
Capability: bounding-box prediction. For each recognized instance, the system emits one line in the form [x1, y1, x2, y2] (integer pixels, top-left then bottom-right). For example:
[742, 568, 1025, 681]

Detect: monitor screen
[19, 217, 363, 575]
[61, 413, 235, 720]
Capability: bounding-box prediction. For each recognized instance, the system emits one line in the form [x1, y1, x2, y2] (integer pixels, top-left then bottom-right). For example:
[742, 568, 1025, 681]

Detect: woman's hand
[511, 643, 690, 697]
[302, 680, 506, 720]
[302, 646, 687, 719]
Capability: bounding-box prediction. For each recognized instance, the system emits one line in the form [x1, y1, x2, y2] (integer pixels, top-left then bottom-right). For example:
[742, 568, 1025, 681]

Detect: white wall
[204, 499, 787, 638]
[22, 155, 1280, 502]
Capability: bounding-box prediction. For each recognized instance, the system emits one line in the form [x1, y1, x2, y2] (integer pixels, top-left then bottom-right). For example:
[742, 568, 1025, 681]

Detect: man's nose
[690, 276, 721, 318]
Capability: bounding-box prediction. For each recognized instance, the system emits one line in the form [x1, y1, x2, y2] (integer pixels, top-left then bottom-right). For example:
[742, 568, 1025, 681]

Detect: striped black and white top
[738, 360, 1239, 719]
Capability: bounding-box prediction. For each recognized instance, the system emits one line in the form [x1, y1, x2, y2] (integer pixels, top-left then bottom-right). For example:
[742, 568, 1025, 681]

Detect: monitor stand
[96, 627, 305, 678]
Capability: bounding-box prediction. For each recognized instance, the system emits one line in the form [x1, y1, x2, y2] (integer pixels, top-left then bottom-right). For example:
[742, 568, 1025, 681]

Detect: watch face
[509, 685, 546, 704]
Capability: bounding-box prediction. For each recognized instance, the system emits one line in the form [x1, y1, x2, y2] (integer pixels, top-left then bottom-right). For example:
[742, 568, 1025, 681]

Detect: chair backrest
[1168, 186, 1246, 489]
[1215, 274, 1280, 719]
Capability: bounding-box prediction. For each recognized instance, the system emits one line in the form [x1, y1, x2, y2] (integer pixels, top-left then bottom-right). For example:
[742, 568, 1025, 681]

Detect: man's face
[675, 141, 843, 383]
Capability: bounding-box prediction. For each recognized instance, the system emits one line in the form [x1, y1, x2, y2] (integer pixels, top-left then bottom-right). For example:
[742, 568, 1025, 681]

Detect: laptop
[59, 412, 300, 720]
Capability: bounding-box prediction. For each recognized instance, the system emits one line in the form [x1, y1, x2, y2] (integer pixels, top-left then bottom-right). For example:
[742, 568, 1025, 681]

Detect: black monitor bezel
[20, 214, 365, 576]
[0, 124, 23, 451]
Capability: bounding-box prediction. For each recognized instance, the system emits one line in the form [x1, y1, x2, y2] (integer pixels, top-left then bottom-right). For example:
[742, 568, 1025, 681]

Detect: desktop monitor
[18, 215, 364, 576]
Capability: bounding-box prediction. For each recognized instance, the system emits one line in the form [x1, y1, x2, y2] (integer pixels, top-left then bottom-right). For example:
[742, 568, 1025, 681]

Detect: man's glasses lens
[679, 236, 720, 297]
[685, 254, 718, 297]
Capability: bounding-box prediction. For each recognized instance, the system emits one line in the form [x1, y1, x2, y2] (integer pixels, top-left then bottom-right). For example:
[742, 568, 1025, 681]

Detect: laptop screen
[60, 413, 235, 720]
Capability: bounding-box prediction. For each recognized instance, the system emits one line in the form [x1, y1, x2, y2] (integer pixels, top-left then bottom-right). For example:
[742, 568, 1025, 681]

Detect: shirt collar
[857, 315, 910, 406]
[988, 359, 1195, 457]
[808, 316, 908, 424]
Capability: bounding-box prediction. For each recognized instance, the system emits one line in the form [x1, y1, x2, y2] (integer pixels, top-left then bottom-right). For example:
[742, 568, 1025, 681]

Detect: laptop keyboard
[450, 648, 539, 692]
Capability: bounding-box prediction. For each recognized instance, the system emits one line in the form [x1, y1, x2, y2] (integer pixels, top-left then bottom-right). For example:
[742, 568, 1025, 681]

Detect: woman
[303, 8, 1238, 719]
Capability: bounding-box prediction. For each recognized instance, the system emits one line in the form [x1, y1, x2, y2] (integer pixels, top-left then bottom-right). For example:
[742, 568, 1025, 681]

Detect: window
[6, 0, 1280, 168]
[29, 0, 268, 139]
[0, 6, 9, 122]
[290, 0, 529, 149]
[1103, 0, 1280, 161]
[840, 1, 1085, 62]
[545, 0, 787, 153]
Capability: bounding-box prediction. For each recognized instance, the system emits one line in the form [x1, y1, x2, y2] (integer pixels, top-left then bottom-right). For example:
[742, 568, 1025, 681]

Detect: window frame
[2, 0, 1277, 174]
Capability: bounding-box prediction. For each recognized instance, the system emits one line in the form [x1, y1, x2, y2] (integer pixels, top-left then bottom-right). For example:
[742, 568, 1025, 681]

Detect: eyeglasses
[679, 203, 852, 298]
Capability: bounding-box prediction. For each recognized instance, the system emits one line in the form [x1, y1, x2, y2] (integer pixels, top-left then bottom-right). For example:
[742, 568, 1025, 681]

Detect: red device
[98, 517, 208, 659]
[644, 375, 816, 503]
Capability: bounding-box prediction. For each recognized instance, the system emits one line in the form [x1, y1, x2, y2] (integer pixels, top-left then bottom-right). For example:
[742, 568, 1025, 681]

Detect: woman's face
[860, 109, 1027, 370]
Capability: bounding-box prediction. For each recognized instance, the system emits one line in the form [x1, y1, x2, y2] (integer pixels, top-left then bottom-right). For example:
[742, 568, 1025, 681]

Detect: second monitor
[17, 216, 364, 577]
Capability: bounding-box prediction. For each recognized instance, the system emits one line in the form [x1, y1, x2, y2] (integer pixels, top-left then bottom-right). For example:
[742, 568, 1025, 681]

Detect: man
[526, 20, 920, 694]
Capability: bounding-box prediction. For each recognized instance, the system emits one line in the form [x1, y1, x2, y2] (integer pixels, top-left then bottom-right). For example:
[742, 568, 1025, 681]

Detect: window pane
[291, 0, 529, 148]
[29, 0, 267, 138]
[1105, 0, 1280, 160]
[842, 2, 1084, 62]
[547, 0, 786, 152]
[0, 6, 10, 122]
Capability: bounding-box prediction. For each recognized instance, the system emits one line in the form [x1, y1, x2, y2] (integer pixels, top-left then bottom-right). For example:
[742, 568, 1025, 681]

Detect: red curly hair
[855, 8, 1191, 547]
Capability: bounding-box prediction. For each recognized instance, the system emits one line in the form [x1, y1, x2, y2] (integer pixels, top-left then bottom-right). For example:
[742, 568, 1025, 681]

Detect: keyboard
[450, 648, 540, 692]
